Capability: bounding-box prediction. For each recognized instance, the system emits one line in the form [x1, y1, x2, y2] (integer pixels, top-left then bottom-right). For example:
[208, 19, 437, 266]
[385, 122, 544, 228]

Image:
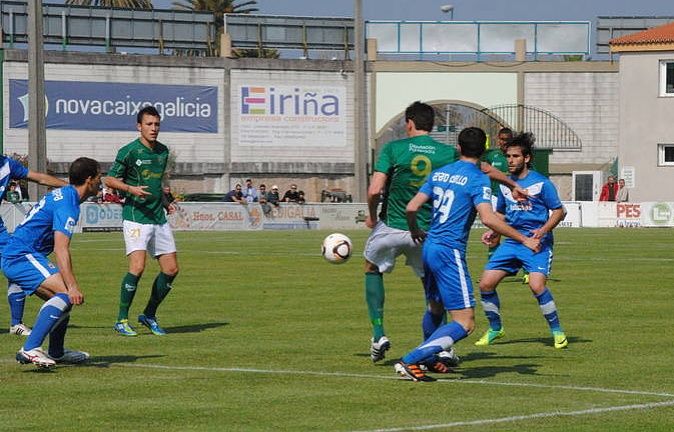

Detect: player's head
[497, 127, 513, 150]
[404, 101, 434, 133]
[69, 157, 101, 198]
[136, 106, 161, 144]
[505, 132, 535, 174]
[457, 127, 487, 158]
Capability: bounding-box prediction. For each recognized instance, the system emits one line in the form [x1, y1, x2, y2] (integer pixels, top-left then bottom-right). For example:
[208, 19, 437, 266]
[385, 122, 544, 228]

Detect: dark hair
[458, 127, 487, 158]
[259, 183, 266, 188]
[404, 101, 434, 132]
[505, 132, 535, 167]
[137, 106, 161, 124]
[69, 157, 100, 186]
[498, 127, 513, 138]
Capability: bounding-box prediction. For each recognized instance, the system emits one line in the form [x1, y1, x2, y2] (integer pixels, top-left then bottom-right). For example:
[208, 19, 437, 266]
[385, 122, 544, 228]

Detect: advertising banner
[9, 80, 218, 133]
[558, 202, 581, 227]
[640, 202, 674, 227]
[236, 84, 346, 147]
[615, 203, 641, 228]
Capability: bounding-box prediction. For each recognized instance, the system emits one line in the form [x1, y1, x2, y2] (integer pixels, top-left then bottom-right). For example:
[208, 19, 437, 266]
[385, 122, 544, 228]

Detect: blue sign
[9, 80, 218, 133]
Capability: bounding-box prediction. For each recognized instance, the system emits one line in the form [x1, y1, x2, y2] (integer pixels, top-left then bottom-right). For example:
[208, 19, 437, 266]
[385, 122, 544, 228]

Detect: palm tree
[65, 0, 153, 8]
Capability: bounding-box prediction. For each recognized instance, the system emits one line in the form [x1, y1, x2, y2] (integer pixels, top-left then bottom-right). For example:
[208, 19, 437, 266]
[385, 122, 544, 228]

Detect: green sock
[117, 273, 140, 321]
[365, 272, 385, 340]
[144, 272, 176, 318]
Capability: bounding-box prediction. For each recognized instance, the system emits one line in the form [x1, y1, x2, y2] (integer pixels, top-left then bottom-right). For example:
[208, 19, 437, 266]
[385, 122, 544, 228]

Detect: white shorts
[363, 221, 424, 277]
[123, 220, 177, 257]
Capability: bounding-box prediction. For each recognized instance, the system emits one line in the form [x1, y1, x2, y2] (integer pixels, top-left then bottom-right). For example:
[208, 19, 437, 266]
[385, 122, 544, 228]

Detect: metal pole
[353, 0, 367, 202]
[28, 0, 48, 200]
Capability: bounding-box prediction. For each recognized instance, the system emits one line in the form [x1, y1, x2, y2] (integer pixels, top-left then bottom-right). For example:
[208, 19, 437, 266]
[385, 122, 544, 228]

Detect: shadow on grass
[448, 362, 543, 379]
[492, 335, 589, 348]
[163, 322, 229, 334]
[88, 354, 166, 368]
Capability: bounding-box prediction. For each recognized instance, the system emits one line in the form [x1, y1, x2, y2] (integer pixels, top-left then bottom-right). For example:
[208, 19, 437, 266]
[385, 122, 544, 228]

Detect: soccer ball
[321, 233, 352, 264]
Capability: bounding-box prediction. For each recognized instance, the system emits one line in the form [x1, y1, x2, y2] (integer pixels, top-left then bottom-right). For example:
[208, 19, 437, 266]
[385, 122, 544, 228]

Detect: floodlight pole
[353, 0, 367, 202]
[28, 1, 48, 200]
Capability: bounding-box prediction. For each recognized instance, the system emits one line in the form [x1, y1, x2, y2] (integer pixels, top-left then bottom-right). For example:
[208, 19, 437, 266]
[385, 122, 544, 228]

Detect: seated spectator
[258, 184, 273, 215]
[242, 178, 258, 203]
[297, 190, 306, 204]
[282, 184, 301, 203]
[6, 182, 21, 203]
[268, 185, 281, 208]
[223, 184, 246, 204]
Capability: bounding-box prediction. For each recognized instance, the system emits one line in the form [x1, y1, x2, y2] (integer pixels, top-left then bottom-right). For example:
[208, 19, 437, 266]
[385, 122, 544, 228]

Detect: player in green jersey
[105, 106, 179, 337]
[364, 102, 526, 366]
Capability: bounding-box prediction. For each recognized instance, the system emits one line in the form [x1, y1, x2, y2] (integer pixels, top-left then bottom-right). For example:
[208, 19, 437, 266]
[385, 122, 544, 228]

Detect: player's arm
[480, 211, 506, 246]
[405, 191, 430, 244]
[479, 162, 527, 199]
[103, 176, 150, 198]
[53, 231, 83, 305]
[26, 170, 68, 188]
[477, 203, 540, 252]
[366, 171, 387, 228]
[531, 207, 566, 239]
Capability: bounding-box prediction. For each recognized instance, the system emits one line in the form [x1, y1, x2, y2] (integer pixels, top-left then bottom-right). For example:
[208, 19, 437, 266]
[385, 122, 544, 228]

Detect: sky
[150, 0, 674, 22]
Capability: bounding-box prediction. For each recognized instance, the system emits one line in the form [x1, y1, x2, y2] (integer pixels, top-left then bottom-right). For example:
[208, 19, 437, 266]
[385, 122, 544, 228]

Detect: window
[658, 144, 674, 166]
[660, 61, 674, 96]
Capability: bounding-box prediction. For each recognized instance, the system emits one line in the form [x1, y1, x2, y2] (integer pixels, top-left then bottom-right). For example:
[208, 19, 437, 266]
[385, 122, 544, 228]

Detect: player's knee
[163, 266, 179, 277]
[364, 261, 379, 273]
[428, 300, 444, 316]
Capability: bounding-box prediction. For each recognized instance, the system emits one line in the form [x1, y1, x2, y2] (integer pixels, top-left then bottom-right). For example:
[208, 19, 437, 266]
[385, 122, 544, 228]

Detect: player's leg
[115, 221, 150, 336]
[139, 223, 178, 336]
[525, 246, 567, 348]
[7, 282, 31, 336]
[474, 269, 509, 346]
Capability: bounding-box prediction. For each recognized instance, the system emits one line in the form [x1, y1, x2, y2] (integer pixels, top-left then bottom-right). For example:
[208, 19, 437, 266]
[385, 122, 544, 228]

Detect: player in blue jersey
[475, 132, 568, 349]
[2, 157, 101, 369]
[0, 155, 67, 336]
[394, 128, 540, 382]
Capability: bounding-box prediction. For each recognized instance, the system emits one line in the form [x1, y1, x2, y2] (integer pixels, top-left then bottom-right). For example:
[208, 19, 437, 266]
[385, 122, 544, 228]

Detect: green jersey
[374, 134, 458, 231]
[108, 138, 170, 225]
[482, 148, 508, 193]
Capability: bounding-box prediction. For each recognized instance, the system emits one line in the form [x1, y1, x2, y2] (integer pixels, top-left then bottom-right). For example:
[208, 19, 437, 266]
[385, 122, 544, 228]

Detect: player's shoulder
[154, 140, 170, 154]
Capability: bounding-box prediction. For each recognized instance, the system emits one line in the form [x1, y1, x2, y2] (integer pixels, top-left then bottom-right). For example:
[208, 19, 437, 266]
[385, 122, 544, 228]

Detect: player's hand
[410, 228, 426, 244]
[512, 186, 529, 201]
[167, 202, 180, 215]
[530, 228, 547, 239]
[365, 215, 377, 229]
[522, 237, 540, 253]
[128, 185, 151, 198]
[481, 230, 500, 247]
[68, 287, 84, 305]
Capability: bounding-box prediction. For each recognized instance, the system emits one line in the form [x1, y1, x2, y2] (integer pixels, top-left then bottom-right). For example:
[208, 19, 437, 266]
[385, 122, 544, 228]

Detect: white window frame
[658, 144, 674, 166]
[659, 60, 674, 97]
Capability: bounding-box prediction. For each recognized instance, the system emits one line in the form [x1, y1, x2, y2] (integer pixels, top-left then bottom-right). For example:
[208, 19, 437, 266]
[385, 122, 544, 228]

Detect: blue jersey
[420, 160, 492, 249]
[496, 170, 563, 245]
[4, 186, 80, 257]
[0, 155, 29, 238]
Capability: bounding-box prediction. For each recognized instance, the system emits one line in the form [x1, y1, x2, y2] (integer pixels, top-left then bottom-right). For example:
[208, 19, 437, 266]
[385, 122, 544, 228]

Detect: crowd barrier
[1, 201, 671, 233]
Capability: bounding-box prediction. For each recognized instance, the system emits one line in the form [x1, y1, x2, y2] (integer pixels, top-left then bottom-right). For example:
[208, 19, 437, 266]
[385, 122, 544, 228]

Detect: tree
[65, 0, 153, 8]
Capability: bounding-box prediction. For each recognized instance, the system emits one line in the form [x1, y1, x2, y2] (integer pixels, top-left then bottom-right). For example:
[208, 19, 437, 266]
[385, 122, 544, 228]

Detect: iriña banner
[9, 80, 218, 133]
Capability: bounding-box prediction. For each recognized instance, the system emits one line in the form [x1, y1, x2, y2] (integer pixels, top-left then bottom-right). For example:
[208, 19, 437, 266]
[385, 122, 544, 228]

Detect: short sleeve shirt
[0, 156, 29, 236]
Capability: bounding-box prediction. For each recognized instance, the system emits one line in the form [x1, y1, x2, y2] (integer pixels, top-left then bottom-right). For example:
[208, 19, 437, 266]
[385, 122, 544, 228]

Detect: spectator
[268, 185, 281, 208]
[297, 190, 306, 204]
[282, 184, 301, 202]
[242, 178, 258, 203]
[616, 178, 629, 203]
[599, 175, 619, 201]
[258, 184, 272, 215]
[6, 182, 21, 203]
[223, 184, 245, 204]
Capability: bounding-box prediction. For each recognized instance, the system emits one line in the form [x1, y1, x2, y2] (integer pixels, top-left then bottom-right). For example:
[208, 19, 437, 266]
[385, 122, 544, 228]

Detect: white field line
[116, 362, 674, 398]
[349, 399, 674, 432]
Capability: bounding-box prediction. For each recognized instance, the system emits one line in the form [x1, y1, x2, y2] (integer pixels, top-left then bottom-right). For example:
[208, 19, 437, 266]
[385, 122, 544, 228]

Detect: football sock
[535, 288, 562, 333]
[8, 283, 26, 326]
[402, 321, 468, 365]
[48, 314, 71, 358]
[24, 293, 70, 351]
[365, 272, 385, 340]
[117, 273, 140, 321]
[480, 291, 502, 331]
[422, 309, 445, 340]
[143, 272, 176, 318]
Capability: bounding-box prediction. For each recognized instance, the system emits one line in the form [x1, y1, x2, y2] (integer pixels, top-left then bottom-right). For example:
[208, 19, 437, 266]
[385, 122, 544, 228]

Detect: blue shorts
[485, 240, 553, 276]
[422, 241, 475, 311]
[1, 252, 59, 294]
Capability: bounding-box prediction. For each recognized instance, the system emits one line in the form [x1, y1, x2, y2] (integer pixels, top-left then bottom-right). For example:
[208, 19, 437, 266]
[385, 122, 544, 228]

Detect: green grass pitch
[1, 228, 674, 431]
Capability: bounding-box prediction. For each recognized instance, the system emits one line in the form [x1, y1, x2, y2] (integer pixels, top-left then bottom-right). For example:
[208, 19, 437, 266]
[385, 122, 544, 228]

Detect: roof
[610, 21, 674, 52]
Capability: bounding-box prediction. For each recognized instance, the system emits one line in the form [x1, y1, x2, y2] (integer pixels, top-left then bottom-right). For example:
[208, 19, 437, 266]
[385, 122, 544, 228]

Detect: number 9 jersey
[374, 135, 458, 231]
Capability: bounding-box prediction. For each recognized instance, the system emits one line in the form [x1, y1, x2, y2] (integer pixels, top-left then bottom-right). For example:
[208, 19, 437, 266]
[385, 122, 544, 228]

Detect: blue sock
[403, 321, 468, 365]
[421, 310, 445, 340]
[48, 315, 70, 358]
[8, 283, 26, 326]
[480, 291, 502, 331]
[24, 293, 71, 351]
[536, 288, 562, 333]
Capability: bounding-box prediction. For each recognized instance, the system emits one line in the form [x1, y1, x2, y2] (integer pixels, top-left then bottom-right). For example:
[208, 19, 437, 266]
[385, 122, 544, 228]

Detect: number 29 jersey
[420, 160, 492, 249]
[375, 135, 458, 231]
